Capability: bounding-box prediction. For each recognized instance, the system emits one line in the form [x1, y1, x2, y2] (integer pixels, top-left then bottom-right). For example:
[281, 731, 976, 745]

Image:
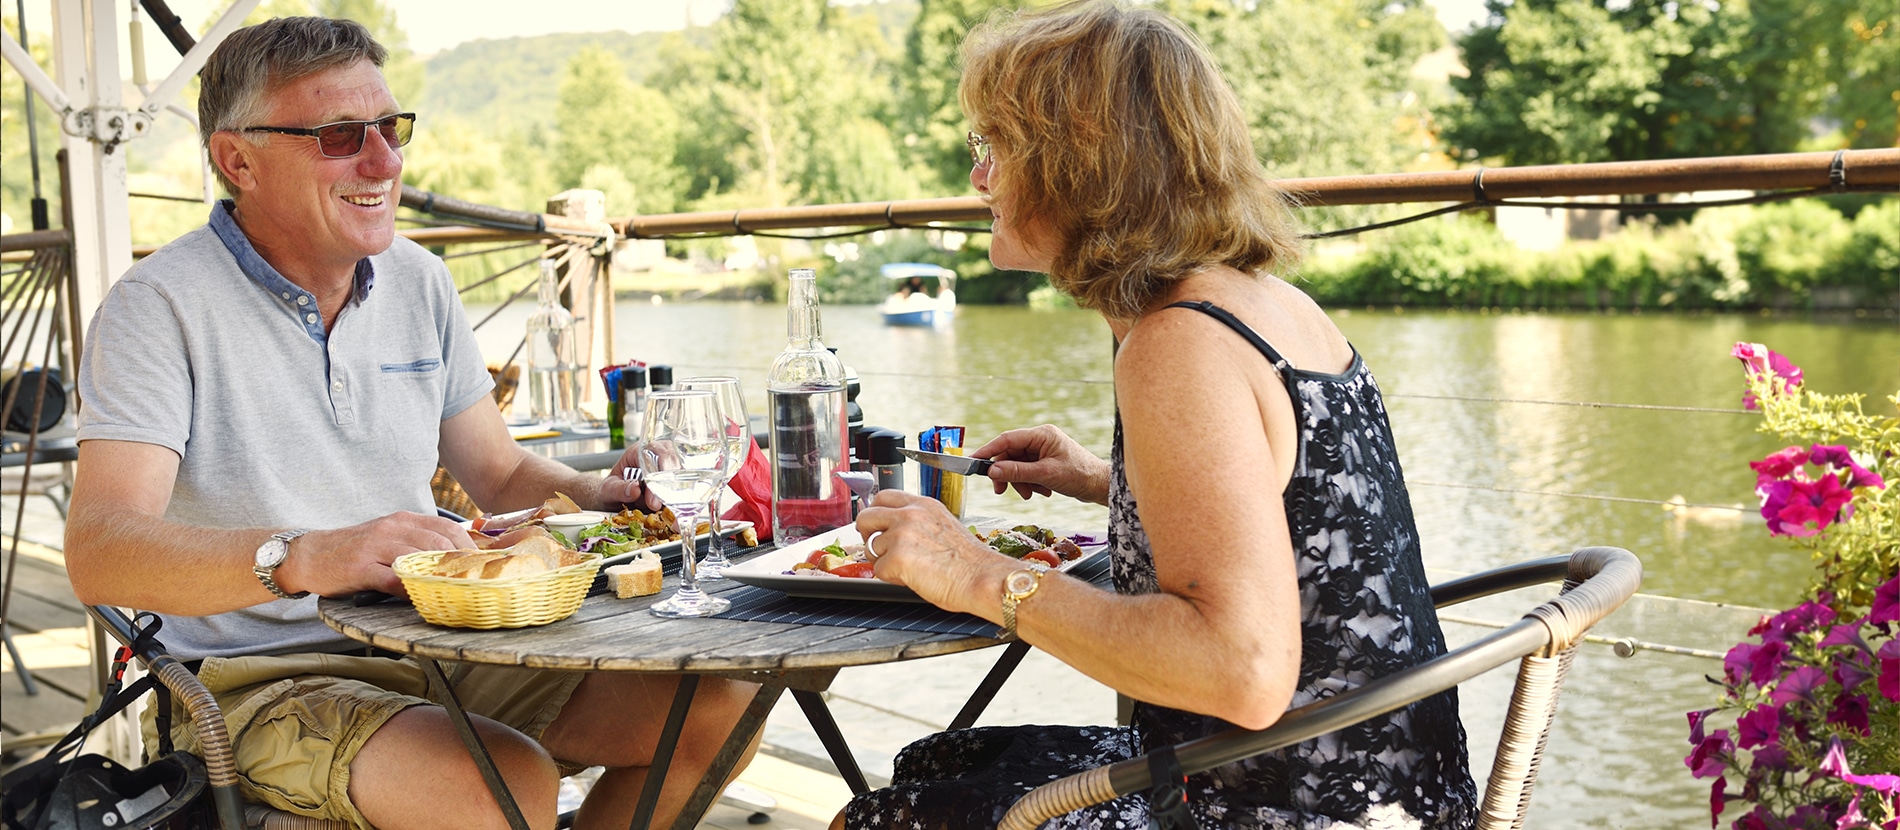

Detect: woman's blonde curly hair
[959, 0, 1303, 320]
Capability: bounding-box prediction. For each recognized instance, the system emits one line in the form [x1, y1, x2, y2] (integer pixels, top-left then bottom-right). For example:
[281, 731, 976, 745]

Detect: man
[65, 17, 754, 830]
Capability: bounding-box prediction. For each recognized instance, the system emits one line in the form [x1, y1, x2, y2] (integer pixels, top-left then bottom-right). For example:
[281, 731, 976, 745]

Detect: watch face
[1005, 569, 1039, 595]
[256, 538, 287, 568]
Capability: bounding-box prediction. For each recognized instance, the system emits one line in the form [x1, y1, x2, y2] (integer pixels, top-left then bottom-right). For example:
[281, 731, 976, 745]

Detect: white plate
[540, 511, 611, 531]
[723, 524, 1105, 604]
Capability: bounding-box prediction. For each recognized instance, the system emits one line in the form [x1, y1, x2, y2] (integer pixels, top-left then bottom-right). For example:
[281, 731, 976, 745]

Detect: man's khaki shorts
[141, 652, 584, 830]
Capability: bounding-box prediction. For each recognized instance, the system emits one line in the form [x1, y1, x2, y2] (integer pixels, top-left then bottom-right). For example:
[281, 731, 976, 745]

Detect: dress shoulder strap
[1162, 301, 1294, 372]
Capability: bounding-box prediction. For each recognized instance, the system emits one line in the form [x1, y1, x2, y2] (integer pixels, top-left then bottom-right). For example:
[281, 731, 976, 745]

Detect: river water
[474, 299, 1898, 827]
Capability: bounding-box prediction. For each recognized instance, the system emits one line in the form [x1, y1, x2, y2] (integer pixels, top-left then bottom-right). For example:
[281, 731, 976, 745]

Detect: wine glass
[640, 390, 730, 618]
[679, 376, 750, 579]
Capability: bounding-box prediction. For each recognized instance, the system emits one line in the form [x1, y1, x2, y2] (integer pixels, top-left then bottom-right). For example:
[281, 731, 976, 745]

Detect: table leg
[669, 676, 789, 830]
[791, 689, 871, 794]
[630, 673, 699, 830]
[419, 658, 532, 830]
[947, 640, 1031, 730]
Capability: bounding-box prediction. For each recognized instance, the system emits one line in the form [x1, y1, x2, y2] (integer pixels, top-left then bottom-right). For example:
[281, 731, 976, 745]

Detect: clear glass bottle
[524, 258, 582, 428]
[766, 268, 851, 543]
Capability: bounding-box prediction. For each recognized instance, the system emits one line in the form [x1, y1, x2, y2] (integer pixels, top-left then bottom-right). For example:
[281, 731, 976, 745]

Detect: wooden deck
[0, 486, 852, 829]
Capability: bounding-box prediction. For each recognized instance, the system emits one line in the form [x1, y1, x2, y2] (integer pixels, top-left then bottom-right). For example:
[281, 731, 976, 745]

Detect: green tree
[898, 0, 1014, 196]
[1447, 0, 1897, 164]
[552, 46, 684, 215]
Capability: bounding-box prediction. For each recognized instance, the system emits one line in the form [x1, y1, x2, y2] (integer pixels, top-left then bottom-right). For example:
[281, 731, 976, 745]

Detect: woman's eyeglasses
[241, 113, 416, 158]
[967, 130, 994, 168]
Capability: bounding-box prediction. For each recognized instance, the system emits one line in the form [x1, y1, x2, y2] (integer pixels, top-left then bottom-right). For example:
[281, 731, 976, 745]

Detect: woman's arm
[860, 311, 1303, 729]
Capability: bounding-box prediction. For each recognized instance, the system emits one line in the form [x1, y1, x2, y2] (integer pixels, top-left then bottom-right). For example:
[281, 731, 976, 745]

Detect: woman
[840, 2, 1476, 828]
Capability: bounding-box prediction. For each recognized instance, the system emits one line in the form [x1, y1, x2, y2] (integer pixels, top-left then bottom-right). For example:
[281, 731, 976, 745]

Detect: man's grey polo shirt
[77, 202, 493, 658]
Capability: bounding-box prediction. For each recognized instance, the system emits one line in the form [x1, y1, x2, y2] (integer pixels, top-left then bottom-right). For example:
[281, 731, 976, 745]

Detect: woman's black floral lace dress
[844, 301, 1476, 830]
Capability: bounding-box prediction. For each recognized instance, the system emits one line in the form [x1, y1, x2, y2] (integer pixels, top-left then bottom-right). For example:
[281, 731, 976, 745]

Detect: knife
[898, 447, 994, 477]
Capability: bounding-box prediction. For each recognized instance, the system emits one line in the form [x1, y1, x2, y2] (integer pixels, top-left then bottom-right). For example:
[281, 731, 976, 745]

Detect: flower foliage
[1687, 344, 1900, 829]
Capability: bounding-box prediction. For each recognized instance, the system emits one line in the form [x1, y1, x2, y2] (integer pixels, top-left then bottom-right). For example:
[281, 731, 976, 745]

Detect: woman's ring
[865, 531, 884, 560]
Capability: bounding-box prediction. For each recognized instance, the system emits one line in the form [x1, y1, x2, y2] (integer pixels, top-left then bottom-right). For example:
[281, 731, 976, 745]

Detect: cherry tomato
[806, 550, 838, 568]
[1023, 549, 1062, 569]
[829, 562, 876, 579]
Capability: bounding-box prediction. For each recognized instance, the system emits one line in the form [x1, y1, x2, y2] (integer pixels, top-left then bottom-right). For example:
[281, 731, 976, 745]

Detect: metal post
[50, 0, 133, 326]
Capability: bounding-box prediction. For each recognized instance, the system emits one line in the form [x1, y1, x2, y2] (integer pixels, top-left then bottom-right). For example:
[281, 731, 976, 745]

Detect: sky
[12, 0, 1492, 68]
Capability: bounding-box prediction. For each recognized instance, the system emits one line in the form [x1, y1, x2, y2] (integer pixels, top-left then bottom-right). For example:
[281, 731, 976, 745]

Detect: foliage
[1, 12, 61, 233]
[1293, 200, 1899, 310]
[553, 47, 683, 215]
[1686, 583, 1900, 830]
[1447, 0, 1899, 165]
[1681, 343, 1900, 830]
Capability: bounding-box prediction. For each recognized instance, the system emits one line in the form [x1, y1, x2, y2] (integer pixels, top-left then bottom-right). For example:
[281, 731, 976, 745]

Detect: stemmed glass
[640, 390, 730, 618]
[679, 376, 750, 580]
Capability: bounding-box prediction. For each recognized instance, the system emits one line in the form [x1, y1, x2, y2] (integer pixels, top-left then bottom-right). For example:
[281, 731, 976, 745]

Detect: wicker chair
[999, 546, 1644, 830]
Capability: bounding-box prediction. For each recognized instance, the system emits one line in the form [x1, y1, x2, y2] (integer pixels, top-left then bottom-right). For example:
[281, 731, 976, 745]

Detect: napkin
[722, 436, 774, 540]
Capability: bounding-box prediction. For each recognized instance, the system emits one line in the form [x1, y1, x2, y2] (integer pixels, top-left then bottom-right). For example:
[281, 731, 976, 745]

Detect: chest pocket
[377, 358, 446, 462]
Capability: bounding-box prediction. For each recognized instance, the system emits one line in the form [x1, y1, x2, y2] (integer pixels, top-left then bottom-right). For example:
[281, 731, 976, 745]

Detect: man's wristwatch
[253, 529, 313, 600]
[997, 561, 1050, 640]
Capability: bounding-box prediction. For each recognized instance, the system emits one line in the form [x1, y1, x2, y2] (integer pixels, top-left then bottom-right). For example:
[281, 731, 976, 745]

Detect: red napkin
[723, 437, 774, 541]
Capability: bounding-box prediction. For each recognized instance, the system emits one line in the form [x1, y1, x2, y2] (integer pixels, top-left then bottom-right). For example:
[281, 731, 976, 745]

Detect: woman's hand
[855, 491, 999, 614]
[971, 425, 1112, 505]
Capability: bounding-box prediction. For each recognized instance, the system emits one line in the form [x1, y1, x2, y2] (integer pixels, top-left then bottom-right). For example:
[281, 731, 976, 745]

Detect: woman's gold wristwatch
[998, 561, 1050, 639]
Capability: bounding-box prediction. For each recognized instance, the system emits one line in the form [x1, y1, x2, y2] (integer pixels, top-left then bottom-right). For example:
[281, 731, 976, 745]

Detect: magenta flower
[1808, 445, 1885, 490]
[1819, 737, 1900, 795]
[1709, 777, 1729, 827]
[1751, 446, 1809, 482]
[1727, 641, 1792, 686]
[1769, 666, 1828, 707]
[1736, 704, 1781, 748]
[1772, 601, 1840, 638]
[1689, 708, 1716, 743]
[1762, 475, 1857, 537]
[1687, 729, 1734, 778]
[1732, 342, 1804, 409]
[1878, 640, 1899, 702]
[1820, 621, 1871, 652]
[1827, 692, 1870, 735]
[1750, 741, 1791, 772]
[1872, 575, 1899, 626]
[1835, 654, 1874, 694]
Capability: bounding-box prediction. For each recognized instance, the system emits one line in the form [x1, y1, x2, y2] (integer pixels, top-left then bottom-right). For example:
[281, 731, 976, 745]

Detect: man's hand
[277, 512, 477, 598]
[971, 425, 1112, 506]
[601, 448, 664, 513]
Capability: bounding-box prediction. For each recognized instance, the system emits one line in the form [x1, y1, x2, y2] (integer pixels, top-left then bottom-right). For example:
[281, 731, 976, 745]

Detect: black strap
[1145, 745, 1198, 829]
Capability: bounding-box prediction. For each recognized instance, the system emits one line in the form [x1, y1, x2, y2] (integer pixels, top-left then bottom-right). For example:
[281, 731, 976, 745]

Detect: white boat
[877, 263, 957, 327]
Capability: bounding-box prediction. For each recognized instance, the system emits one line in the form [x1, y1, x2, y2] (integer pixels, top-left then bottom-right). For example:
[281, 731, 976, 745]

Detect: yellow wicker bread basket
[394, 550, 603, 629]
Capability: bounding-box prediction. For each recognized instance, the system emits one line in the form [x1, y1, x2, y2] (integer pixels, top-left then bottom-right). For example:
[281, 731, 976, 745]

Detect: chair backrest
[999, 546, 1643, 830]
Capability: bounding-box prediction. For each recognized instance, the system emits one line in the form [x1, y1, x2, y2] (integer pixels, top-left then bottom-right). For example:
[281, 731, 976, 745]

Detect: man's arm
[65, 439, 475, 613]
[436, 397, 655, 516]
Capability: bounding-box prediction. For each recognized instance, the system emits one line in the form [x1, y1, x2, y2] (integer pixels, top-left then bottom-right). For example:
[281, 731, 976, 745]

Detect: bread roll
[606, 554, 662, 598]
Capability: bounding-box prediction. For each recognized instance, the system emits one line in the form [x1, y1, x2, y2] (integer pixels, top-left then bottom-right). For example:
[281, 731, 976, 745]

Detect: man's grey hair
[198, 17, 388, 195]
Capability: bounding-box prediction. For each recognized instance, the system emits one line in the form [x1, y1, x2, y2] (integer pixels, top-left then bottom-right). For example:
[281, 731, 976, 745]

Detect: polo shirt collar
[209, 200, 377, 341]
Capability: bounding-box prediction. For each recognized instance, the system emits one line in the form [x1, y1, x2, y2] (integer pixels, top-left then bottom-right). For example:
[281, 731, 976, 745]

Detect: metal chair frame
[1000, 546, 1644, 830]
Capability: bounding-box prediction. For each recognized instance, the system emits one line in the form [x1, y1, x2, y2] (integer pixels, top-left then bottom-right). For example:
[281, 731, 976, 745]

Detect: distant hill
[411, 28, 710, 129]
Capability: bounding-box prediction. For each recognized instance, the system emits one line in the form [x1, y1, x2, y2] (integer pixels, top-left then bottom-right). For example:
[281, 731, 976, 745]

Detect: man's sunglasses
[240, 112, 416, 158]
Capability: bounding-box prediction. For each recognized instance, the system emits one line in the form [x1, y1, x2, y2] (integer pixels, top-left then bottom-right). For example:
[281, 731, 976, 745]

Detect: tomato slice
[468, 517, 488, 532]
[805, 550, 835, 568]
[829, 562, 876, 579]
[1023, 549, 1062, 568]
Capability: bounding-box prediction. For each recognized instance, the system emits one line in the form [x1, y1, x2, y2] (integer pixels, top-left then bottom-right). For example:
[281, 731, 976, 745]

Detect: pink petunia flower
[1819, 737, 1900, 795]
[1751, 446, 1809, 482]
[1687, 729, 1733, 779]
[1827, 692, 1871, 736]
[1765, 476, 1856, 537]
[1736, 704, 1781, 749]
[1749, 741, 1791, 772]
[1772, 601, 1839, 637]
[1820, 621, 1871, 652]
[1871, 575, 1899, 626]
[1809, 445, 1886, 490]
[1834, 653, 1874, 693]
[1709, 776, 1728, 827]
[1688, 708, 1716, 744]
[1769, 666, 1828, 707]
[1732, 342, 1804, 409]
[1878, 639, 1899, 702]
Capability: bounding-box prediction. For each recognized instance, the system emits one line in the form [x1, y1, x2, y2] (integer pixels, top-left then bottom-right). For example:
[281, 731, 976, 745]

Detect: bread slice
[605, 554, 663, 598]
[433, 550, 500, 578]
[481, 554, 551, 580]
